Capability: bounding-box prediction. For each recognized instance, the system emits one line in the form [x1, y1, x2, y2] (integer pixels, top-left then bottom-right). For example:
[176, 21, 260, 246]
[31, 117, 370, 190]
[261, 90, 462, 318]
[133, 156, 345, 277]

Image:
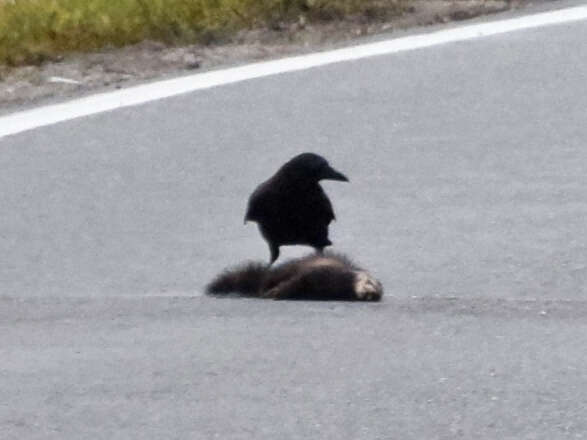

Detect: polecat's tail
[206, 261, 268, 297]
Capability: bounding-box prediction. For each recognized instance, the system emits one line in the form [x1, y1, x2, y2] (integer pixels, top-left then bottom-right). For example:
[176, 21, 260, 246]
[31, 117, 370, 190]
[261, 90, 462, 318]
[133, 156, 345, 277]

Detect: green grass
[0, 0, 406, 66]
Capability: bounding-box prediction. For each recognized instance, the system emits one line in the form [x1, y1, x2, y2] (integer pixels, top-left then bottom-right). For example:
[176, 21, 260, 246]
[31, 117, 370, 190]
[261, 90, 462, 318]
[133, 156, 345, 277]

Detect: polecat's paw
[353, 271, 383, 301]
[261, 286, 289, 300]
[260, 287, 278, 299]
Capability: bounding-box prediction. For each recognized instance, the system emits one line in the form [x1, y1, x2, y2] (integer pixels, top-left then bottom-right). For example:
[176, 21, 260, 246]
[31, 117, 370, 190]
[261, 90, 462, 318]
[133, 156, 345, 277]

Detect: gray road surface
[3, 296, 587, 439]
[2, 2, 587, 439]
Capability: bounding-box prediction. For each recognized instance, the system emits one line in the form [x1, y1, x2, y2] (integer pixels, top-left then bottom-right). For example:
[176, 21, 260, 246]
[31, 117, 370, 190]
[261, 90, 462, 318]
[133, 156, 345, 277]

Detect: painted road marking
[1, 5, 587, 139]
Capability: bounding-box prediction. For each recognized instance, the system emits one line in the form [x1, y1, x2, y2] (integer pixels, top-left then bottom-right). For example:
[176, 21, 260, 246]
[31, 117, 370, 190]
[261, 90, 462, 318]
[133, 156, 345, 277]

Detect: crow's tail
[206, 261, 268, 297]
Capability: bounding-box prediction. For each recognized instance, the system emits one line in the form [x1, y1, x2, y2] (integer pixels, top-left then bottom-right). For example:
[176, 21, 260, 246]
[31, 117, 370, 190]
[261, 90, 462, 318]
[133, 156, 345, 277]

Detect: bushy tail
[206, 261, 268, 297]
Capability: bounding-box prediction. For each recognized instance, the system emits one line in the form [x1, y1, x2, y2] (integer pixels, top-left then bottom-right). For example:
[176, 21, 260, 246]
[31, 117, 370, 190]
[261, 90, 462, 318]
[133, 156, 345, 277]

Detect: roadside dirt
[0, 0, 526, 112]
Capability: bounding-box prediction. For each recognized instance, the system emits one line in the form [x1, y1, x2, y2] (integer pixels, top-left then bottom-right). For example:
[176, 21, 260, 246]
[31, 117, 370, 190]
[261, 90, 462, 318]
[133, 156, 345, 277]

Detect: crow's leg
[314, 239, 332, 254]
[269, 243, 280, 265]
[313, 237, 332, 255]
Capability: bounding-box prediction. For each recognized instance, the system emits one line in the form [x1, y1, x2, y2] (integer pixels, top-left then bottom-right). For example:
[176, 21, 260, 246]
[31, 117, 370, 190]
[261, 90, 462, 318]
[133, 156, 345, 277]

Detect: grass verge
[0, 0, 407, 66]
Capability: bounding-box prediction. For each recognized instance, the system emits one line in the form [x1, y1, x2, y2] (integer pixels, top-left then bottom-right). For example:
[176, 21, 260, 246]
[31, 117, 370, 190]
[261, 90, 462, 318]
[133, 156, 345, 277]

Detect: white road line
[1, 5, 587, 139]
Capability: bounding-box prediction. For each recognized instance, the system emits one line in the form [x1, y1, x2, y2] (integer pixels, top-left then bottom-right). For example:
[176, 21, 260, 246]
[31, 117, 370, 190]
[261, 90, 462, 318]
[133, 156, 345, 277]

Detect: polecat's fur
[206, 253, 382, 301]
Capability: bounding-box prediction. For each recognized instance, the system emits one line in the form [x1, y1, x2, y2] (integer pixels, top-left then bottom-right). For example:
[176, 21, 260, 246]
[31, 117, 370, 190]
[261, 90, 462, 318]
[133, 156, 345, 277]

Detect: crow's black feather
[245, 153, 348, 264]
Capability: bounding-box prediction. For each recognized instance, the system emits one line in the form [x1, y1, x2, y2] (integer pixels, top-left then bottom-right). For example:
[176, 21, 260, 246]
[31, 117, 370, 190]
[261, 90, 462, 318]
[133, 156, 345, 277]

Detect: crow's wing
[306, 186, 336, 224]
[244, 181, 274, 223]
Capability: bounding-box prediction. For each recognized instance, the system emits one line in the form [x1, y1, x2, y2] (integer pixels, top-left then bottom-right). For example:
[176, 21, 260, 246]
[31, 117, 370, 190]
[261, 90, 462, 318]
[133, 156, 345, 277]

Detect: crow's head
[280, 153, 349, 183]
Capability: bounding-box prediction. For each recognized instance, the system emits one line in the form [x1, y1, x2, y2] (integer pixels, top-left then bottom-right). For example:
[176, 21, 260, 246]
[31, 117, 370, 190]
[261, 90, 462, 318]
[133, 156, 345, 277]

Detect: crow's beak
[321, 165, 349, 182]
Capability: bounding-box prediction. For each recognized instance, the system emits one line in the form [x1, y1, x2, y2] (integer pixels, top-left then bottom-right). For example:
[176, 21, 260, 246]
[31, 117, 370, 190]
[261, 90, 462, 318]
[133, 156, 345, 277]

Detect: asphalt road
[2, 2, 587, 439]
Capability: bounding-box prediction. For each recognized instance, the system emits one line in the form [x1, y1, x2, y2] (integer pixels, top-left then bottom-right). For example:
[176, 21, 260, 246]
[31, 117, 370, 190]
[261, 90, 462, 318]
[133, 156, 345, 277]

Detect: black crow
[206, 252, 382, 301]
[244, 153, 348, 264]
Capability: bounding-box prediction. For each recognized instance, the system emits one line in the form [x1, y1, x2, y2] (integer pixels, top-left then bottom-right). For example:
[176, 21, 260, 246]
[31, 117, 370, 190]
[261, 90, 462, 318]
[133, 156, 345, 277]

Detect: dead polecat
[206, 252, 382, 301]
